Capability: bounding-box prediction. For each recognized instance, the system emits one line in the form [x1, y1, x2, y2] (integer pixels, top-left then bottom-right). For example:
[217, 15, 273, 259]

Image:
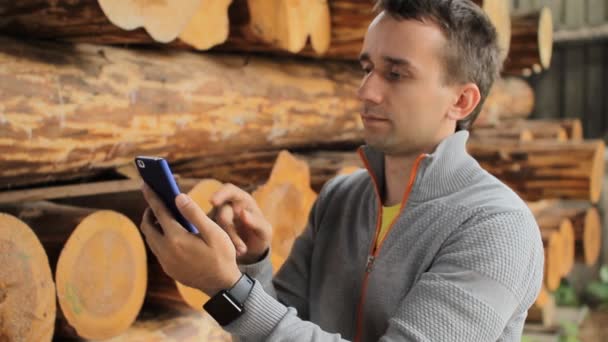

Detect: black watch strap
[203, 273, 255, 326]
[228, 273, 255, 305]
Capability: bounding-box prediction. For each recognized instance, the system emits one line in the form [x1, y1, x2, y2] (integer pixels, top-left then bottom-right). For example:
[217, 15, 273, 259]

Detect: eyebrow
[359, 53, 416, 71]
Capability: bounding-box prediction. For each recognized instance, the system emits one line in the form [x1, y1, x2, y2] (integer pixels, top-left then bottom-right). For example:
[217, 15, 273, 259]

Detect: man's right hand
[210, 184, 272, 265]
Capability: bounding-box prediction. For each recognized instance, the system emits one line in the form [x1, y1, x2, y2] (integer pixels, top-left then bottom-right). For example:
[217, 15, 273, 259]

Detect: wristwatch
[203, 273, 255, 326]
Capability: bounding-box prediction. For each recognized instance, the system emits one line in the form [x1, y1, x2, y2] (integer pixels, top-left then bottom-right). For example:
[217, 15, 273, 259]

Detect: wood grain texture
[0, 36, 363, 189]
[0, 213, 56, 342]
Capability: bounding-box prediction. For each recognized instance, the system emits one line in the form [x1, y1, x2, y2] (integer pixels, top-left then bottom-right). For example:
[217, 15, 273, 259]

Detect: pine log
[0, 36, 364, 189]
[97, 0, 202, 43]
[103, 310, 231, 342]
[527, 287, 555, 327]
[474, 77, 535, 127]
[0, 0, 508, 60]
[0, 213, 56, 342]
[174, 149, 365, 193]
[252, 151, 318, 259]
[474, 119, 583, 141]
[503, 8, 553, 76]
[0, 202, 147, 340]
[534, 202, 602, 266]
[467, 139, 606, 204]
[172, 151, 281, 192]
[534, 214, 575, 277]
[470, 127, 533, 142]
[541, 229, 563, 291]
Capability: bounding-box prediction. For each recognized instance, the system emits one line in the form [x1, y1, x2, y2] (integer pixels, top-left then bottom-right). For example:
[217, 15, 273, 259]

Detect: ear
[447, 83, 481, 121]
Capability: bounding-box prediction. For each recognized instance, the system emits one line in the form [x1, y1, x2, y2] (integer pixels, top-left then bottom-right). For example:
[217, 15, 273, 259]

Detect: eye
[387, 71, 402, 81]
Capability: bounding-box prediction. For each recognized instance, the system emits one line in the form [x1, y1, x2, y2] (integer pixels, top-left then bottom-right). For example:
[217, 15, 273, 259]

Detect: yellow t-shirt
[376, 204, 401, 248]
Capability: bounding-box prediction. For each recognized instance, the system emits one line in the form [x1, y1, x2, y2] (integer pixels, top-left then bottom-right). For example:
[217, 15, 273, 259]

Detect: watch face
[204, 291, 243, 326]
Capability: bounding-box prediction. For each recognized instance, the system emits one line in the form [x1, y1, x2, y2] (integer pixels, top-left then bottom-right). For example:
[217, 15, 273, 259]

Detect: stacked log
[0, 214, 56, 342]
[0, 0, 510, 60]
[0, 0, 591, 338]
[503, 7, 554, 76]
[0, 202, 148, 340]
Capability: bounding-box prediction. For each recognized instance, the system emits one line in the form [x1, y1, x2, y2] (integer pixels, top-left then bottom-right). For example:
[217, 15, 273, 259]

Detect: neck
[383, 154, 419, 206]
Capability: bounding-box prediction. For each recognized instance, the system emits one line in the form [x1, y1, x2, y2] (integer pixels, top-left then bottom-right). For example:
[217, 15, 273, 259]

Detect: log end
[542, 230, 562, 291]
[0, 213, 56, 342]
[55, 211, 147, 340]
[538, 7, 554, 69]
[187, 179, 225, 214]
[175, 282, 210, 310]
[558, 219, 575, 276]
[481, 0, 511, 62]
[590, 141, 606, 204]
[179, 0, 232, 50]
[582, 207, 601, 266]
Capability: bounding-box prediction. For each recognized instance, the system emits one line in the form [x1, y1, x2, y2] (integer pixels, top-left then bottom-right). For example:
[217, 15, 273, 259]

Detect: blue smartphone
[135, 156, 199, 234]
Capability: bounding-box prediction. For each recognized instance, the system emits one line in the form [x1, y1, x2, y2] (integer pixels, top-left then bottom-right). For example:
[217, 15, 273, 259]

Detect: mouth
[360, 114, 389, 124]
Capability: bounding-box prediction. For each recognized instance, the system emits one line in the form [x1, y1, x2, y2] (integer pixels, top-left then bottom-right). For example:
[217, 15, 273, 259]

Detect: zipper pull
[365, 255, 375, 273]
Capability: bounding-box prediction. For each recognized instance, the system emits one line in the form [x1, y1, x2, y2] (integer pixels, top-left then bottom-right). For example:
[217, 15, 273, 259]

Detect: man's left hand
[140, 184, 242, 297]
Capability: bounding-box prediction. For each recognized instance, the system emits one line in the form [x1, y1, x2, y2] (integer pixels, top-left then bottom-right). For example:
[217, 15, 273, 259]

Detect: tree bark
[0, 36, 363, 189]
[467, 139, 606, 203]
[0, 202, 147, 340]
[503, 8, 554, 75]
[0, 0, 510, 60]
[475, 119, 583, 141]
[0, 213, 56, 342]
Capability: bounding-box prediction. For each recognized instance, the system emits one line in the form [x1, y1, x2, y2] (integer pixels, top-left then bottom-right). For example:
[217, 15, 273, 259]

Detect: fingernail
[176, 194, 190, 207]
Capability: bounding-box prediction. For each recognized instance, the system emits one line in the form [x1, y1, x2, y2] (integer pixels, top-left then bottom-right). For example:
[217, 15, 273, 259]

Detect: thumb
[176, 194, 222, 242]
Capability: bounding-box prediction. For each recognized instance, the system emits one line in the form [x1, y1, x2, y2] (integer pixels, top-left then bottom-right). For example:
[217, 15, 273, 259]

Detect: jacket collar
[357, 131, 480, 203]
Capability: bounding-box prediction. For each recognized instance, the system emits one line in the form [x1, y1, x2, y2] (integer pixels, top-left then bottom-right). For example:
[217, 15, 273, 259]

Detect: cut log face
[98, 0, 201, 43]
[179, 0, 233, 50]
[535, 213, 575, 277]
[541, 229, 562, 291]
[246, 0, 308, 53]
[0, 213, 56, 342]
[473, 0, 512, 62]
[54, 210, 147, 340]
[253, 151, 317, 259]
[307, 0, 332, 54]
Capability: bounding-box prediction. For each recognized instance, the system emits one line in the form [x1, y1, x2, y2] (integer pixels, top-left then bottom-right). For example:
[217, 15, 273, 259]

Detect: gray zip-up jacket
[224, 131, 544, 341]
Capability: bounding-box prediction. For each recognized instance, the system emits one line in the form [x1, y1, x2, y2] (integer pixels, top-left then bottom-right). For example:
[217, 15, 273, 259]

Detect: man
[140, 0, 544, 341]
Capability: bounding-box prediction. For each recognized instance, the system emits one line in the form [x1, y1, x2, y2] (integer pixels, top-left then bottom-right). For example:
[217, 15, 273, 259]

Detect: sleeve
[225, 209, 544, 342]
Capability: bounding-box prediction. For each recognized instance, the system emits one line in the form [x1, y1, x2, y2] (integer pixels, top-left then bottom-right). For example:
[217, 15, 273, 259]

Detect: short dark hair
[375, 0, 502, 131]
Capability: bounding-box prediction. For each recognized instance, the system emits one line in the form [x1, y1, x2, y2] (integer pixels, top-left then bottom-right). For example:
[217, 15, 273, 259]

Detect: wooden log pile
[0, 0, 599, 340]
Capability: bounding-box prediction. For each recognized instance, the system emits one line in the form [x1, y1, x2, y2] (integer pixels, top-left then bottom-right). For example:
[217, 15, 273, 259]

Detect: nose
[357, 72, 384, 104]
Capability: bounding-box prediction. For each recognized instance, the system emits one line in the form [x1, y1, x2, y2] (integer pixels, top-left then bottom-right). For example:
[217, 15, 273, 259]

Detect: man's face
[358, 12, 458, 156]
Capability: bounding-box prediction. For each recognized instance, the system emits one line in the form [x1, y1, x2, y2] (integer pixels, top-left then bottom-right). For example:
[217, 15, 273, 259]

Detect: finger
[211, 183, 254, 208]
[175, 193, 222, 244]
[216, 205, 247, 255]
[141, 183, 181, 235]
[140, 208, 164, 255]
[238, 207, 271, 238]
